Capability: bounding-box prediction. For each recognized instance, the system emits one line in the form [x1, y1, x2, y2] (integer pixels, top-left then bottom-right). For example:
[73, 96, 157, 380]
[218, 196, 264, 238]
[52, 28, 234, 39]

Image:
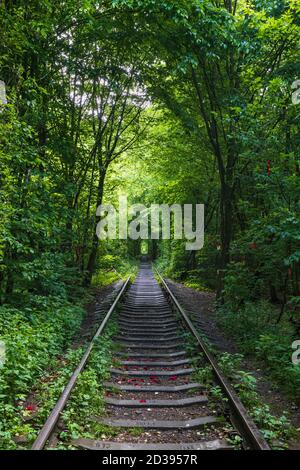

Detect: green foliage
[39, 328, 117, 448]
[0, 321, 117, 449]
[92, 250, 138, 286]
[192, 350, 294, 448]
[193, 365, 213, 388]
[1, 0, 300, 450]
[58, 339, 113, 444]
[222, 262, 262, 309]
[0, 301, 84, 400]
[255, 335, 300, 396]
[217, 300, 300, 397]
[218, 300, 273, 352]
[184, 280, 211, 292]
[0, 300, 84, 448]
[217, 353, 294, 448]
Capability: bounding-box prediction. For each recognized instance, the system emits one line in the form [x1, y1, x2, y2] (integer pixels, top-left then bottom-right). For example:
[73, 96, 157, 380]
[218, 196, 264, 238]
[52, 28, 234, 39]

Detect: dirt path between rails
[166, 280, 300, 450]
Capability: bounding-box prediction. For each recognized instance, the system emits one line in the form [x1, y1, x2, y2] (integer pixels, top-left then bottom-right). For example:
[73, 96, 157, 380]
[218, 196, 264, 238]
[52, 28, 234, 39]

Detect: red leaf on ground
[25, 405, 36, 412]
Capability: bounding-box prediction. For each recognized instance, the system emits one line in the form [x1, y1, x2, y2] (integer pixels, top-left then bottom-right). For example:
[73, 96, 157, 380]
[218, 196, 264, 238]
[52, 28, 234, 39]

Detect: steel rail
[32, 277, 131, 450]
[154, 268, 270, 451]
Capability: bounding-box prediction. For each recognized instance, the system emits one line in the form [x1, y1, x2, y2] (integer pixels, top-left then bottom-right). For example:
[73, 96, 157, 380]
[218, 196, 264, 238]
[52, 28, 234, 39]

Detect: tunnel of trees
[0, 0, 300, 450]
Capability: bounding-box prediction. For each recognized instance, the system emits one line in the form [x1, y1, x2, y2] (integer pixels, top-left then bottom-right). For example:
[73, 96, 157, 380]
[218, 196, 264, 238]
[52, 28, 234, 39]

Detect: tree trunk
[84, 171, 105, 286]
[217, 181, 233, 299]
[5, 267, 14, 301]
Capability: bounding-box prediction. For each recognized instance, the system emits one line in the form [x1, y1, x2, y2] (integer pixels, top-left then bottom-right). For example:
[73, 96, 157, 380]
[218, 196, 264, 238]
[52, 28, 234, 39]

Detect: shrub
[217, 303, 300, 397]
[0, 300, 84, 448]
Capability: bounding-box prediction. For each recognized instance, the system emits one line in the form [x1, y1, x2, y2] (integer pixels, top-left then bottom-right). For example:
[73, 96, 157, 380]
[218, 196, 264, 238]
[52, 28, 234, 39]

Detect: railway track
[32, 262, 269, 451]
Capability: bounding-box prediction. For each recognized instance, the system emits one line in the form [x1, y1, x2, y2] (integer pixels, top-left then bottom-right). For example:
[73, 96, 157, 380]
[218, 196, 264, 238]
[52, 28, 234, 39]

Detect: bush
[217, 300, 273, 353]
[0, 300, 84, 400]
[255, 334, 300, 396]
[222, 262, 263, 310]
[92, 253, 137, 286]
[218, 353, 294, 447]
[217, 302, 300, 397]
[0, 299, 84, 448]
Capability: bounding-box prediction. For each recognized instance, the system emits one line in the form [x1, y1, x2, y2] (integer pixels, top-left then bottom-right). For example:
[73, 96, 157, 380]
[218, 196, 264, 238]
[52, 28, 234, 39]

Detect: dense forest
[0, 0, 300, 452]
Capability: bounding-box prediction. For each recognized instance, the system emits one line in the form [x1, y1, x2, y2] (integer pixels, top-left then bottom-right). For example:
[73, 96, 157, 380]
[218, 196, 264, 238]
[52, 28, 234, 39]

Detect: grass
[91, 255, 138, 286]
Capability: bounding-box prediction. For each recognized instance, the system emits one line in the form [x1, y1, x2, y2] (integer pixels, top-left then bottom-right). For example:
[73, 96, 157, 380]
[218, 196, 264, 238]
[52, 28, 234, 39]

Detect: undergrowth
[92, 254, 138, 286]
[0, 298, 85, 449]
[0, 319, 118, 450]
[217, 301, 300, 398]
[218, 353, 295, 448]
[0, 258, 127, 450]
[187, 327, 295, 449]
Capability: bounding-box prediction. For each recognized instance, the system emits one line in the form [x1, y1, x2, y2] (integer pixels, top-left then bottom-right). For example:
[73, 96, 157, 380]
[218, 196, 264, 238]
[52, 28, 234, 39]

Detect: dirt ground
[166, 280, 300, 449]
[72, 280, 123, 347]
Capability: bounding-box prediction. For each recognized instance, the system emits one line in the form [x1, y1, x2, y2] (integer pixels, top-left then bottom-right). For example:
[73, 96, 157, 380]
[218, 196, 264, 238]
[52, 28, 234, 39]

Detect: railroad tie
[73, 262, 232, 450]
